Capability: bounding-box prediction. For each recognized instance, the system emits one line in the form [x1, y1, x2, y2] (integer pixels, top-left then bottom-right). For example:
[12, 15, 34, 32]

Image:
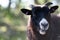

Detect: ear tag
[26, 12, 28, 15]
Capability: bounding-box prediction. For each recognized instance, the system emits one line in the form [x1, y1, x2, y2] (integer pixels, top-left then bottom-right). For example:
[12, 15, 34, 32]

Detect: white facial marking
[39, 30, 46, 35]
[39, 18, 49, 30]
[39, 18, 49, 35]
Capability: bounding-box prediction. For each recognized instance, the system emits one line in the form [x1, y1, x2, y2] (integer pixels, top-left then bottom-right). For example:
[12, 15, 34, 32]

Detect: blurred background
[0, 0, 60, 40]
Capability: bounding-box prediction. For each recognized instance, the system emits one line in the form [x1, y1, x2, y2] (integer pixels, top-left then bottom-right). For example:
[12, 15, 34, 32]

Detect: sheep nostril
[41, 23, 48, 27]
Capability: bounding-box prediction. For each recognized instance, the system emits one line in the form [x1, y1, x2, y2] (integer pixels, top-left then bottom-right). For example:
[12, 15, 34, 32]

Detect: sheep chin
[39, 30, 46, 35]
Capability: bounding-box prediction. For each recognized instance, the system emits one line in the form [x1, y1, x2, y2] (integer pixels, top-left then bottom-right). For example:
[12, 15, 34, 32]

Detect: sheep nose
[41, 23, 48, 27]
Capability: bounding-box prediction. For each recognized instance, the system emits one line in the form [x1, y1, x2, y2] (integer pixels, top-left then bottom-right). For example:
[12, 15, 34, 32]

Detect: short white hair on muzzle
[39, 18, 49, 35]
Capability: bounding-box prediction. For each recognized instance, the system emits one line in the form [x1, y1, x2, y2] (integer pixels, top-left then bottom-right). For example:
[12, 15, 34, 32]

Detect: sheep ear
[49, 6, 58, 13]
[21, 9, 32, 15]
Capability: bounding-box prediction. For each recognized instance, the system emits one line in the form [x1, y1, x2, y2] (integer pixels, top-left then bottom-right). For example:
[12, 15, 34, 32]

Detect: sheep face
[21, 3, 58, 35]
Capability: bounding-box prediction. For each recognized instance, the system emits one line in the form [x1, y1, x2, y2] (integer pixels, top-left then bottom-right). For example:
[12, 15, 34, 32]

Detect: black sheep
[21, 2, 60, 40]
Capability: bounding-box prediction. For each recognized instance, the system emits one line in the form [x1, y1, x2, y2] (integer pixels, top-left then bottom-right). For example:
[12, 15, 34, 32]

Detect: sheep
[21, 2, 60, 40]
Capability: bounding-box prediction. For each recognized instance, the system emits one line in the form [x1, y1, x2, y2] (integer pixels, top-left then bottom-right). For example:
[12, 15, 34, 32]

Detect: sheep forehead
[29, 4, 46, 10]
[34, 5, 45, 7]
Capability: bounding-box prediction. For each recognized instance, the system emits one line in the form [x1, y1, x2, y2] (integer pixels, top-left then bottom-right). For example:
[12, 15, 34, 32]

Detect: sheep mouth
[39, 29, 46, 35]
